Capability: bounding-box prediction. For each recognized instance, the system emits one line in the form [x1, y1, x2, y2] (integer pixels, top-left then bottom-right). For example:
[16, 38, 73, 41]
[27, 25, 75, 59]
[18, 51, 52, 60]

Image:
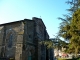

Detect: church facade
[0, 17, 53, 60]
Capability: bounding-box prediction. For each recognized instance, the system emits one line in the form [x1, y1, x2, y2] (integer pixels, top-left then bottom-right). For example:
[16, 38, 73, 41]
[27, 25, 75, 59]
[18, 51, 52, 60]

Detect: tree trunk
[75, 46, 78, 58]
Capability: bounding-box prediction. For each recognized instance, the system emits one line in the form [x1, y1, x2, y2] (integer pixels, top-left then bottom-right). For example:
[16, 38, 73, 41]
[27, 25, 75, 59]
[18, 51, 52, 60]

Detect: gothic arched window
[8, 34, 13, 48]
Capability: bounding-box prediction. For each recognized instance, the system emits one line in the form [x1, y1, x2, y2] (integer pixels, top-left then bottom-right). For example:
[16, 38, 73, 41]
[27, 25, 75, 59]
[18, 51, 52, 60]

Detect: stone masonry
[0, 17, 53, 60]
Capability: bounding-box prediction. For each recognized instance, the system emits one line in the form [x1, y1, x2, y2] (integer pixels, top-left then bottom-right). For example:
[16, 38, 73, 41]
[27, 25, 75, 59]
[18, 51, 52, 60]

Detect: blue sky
[0, 0, 70, 38]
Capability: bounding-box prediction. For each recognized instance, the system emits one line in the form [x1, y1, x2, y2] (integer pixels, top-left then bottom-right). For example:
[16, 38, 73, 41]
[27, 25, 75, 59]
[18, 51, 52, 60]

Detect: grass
[57, 58, 78, 60]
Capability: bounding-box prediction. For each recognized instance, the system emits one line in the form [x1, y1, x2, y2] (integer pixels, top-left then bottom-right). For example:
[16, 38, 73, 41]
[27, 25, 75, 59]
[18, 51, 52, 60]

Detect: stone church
[0, 17, 54, 60]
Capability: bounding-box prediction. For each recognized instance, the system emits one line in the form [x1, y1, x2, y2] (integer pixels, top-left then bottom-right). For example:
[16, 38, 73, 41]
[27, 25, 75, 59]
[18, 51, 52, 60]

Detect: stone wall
[0, 26, 4, 57]
[32, 17, 49, 60]
[24, 20, 34, 43]
[0, 17, 50, 60]
[0, 22, 24, 60]
[23, 20, 35, 60]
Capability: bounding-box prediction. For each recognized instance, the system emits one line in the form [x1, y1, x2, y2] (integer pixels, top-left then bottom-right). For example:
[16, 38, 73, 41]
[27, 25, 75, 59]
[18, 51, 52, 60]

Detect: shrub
[77, 58, 80, 60]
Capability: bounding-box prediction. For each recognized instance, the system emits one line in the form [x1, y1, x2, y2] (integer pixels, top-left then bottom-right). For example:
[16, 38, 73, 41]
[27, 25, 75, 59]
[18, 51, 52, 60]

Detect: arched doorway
[28, 51, 32, 60]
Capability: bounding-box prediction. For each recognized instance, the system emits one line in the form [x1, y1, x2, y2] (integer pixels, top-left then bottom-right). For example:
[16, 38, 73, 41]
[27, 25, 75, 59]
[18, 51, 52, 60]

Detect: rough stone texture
[0, 22, 24, 60]
[33, 17, 49, 60]
[0, 26, 4, 56]
[15, 22, 24, 60]
[15, 44, 23, 60]
[22, 20, 36, 60]
[0, 17, 53, 60]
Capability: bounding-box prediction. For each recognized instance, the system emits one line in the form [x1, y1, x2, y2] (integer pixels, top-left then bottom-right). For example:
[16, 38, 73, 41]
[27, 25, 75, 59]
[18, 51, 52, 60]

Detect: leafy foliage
[40, 38, 68, 51]
[69, 9, 80, 56]
[58, 0, 80, 56]
[40, 40, 53, 49]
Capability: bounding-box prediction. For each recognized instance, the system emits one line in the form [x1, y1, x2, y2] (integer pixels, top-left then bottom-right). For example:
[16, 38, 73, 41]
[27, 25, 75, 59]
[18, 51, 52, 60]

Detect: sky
[0, 0, 70, 38]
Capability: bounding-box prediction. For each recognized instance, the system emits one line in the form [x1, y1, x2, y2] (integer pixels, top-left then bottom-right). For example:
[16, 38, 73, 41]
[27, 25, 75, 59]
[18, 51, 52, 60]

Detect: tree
[40, 37, 68, 51]
[59, 8, 80, 57]
[58, 0, 80, 40]
[58, 0, 80, 57]
[40, 39, 53, 49]
[68, 9, 80, 57]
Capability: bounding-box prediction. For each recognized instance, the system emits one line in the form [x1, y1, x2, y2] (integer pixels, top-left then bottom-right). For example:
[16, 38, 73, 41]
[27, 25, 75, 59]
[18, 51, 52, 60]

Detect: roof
[0, 18, 32, 26]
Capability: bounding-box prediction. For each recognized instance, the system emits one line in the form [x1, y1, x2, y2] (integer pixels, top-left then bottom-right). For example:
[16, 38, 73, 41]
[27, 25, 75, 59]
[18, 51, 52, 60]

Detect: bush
[77, 58, 80, 60]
